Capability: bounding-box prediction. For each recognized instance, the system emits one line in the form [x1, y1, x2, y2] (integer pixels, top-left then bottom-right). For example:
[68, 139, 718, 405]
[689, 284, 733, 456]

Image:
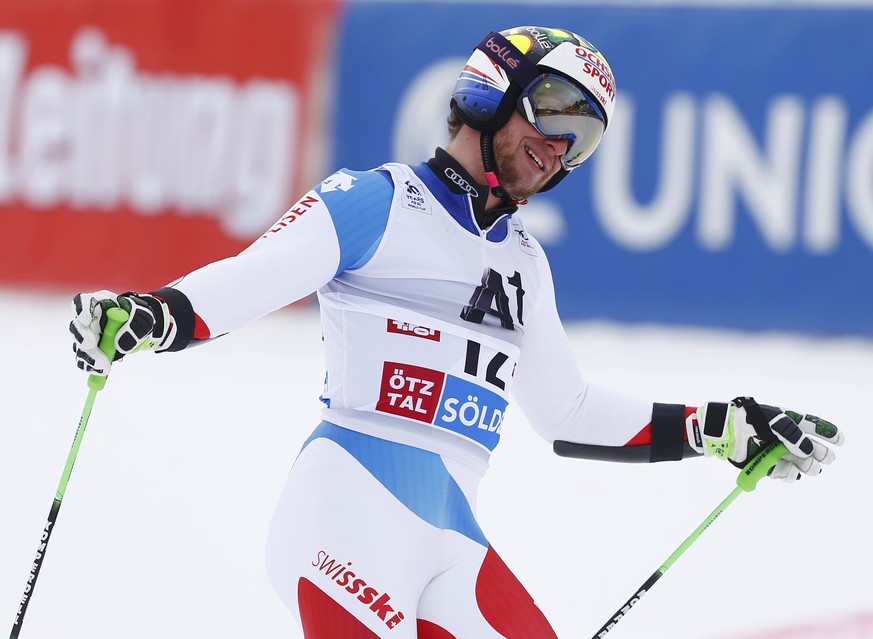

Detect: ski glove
[687, 396, 844, 482]
[70, 290, 175, 375]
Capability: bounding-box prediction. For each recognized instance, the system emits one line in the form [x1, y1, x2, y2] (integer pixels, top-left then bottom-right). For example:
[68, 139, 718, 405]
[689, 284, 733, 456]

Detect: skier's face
[492, 111, 569, 201]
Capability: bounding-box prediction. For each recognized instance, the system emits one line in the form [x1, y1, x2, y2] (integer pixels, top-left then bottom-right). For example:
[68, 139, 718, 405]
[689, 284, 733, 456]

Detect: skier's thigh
[417, 536, 559, 639]
[266, 437, 440, 638]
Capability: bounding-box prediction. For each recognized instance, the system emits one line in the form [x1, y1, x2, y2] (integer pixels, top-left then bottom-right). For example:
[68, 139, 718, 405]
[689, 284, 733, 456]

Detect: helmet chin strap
[479, 131, 517, 206]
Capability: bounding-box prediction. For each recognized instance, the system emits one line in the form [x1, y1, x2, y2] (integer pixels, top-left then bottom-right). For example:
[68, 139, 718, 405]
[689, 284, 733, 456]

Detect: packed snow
[1, 289, 869, 638]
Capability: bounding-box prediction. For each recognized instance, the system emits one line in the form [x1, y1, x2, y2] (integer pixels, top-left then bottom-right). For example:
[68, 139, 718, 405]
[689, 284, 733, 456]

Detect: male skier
[70, 26, 843, 638]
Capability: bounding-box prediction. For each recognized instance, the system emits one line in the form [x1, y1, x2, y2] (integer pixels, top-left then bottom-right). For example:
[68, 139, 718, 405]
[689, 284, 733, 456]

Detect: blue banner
[333, 4, 873, 335]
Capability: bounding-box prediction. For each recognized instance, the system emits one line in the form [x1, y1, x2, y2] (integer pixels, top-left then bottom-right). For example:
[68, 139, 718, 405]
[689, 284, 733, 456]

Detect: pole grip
[87, 306, 130, 391]
[736, 441, 788, 492]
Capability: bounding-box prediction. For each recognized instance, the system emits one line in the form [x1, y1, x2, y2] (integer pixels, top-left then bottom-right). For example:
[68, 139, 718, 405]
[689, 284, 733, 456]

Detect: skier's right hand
[70, 291, 169, 375]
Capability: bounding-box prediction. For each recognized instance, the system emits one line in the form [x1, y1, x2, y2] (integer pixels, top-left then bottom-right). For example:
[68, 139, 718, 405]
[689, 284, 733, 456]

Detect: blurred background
[1, 1, 871, 638]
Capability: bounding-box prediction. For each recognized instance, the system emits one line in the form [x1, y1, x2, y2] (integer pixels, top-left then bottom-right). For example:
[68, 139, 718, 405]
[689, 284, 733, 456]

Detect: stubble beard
[491, 134, 550, 201]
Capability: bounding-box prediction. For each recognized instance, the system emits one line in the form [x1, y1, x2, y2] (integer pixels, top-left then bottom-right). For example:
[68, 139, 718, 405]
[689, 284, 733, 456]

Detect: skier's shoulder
[314, 166, 395, 209]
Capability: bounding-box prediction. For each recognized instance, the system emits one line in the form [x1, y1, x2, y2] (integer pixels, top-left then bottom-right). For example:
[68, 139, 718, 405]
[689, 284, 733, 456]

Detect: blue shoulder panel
[315, 168, 393, 274]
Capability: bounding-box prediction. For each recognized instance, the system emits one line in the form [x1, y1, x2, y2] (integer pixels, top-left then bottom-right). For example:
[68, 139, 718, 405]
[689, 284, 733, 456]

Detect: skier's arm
[510, 270, 693, 462]
[71, 169, 393, 373]
[510, 258, 843, 478]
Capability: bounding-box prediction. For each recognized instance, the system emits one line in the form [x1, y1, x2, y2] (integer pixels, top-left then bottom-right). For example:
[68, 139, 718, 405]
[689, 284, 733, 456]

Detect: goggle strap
[519, 96, 536, 123]
[475, 31, 540, 88]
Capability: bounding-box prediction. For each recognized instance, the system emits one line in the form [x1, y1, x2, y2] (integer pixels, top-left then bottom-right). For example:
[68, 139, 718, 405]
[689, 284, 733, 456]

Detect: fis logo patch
[516, 229, 537, 256]
[401, 180, 430, 214]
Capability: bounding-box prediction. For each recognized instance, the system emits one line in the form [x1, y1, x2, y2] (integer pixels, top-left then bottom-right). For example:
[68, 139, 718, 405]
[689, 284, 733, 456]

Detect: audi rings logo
[444, 168, 479, 197]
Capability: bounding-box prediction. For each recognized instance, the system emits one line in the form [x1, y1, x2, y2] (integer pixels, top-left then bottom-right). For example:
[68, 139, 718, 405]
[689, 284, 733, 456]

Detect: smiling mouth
[525, 146, 545, 172]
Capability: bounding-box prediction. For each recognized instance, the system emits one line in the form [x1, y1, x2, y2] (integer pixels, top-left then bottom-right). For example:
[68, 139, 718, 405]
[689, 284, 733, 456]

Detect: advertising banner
[0, 0, 340, 291]
[332, 4, 873, 335]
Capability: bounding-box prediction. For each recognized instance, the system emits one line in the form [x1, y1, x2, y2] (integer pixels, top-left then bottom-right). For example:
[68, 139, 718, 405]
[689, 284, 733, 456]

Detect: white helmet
[451, 26, 616, 192]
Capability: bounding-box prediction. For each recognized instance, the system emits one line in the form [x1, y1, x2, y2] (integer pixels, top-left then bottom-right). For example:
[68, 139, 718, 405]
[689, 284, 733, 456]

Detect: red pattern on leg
[297, 577, 381, 638]
[475, 546, 559, 639]
[417, 619, 459, 639]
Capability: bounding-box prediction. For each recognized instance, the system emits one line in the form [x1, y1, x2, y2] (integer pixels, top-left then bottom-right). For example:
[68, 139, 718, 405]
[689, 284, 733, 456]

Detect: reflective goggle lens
[518, 74, 606, 169]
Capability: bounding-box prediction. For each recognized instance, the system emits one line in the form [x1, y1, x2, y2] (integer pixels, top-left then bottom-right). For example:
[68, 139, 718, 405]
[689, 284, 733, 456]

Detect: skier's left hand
[687, 396, 844, 481]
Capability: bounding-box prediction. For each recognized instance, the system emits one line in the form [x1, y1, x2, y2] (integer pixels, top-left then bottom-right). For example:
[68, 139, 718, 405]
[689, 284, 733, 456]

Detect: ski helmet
[451, 26, 616, 191]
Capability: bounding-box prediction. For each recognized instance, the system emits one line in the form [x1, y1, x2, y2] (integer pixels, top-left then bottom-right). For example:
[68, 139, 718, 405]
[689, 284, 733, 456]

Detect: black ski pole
[9, 306, 129, 639]
[590, 440, 787, 639]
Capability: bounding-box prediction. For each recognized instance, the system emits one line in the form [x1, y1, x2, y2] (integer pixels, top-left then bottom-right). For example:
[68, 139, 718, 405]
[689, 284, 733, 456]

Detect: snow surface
[1, 288, 870, 638]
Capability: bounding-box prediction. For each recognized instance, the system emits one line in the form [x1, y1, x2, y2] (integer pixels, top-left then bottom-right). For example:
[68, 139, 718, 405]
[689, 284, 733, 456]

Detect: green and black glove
[70, 290, 175, 375]
[687, 396, 844, 481]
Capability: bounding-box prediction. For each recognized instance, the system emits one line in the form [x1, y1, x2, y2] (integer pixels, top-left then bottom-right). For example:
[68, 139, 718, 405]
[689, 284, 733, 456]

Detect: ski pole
[590, 440, 788, 639]
[9, 306, 130, 639]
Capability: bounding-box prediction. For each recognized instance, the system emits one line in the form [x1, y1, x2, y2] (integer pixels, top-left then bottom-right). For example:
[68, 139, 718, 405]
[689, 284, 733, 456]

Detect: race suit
[148, 148, 695, 638]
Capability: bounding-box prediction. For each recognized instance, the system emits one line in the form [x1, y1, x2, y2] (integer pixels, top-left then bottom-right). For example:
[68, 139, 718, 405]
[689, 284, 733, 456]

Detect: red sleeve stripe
[193, 313, 211, 340]
[624, 405, 697, 446]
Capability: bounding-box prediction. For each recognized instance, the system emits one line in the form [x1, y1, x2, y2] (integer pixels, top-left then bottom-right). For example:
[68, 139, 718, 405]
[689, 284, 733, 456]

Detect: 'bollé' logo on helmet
[485, 36, 520, 69]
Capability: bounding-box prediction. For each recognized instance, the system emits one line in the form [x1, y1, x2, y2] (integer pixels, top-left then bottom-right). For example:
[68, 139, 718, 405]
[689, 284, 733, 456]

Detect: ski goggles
[517, 73, 606, 170]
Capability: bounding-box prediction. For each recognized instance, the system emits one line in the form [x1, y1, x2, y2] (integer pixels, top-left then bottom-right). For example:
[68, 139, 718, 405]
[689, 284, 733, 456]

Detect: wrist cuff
[651, 403, 688, 462]
[147, 287, 196, 352]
